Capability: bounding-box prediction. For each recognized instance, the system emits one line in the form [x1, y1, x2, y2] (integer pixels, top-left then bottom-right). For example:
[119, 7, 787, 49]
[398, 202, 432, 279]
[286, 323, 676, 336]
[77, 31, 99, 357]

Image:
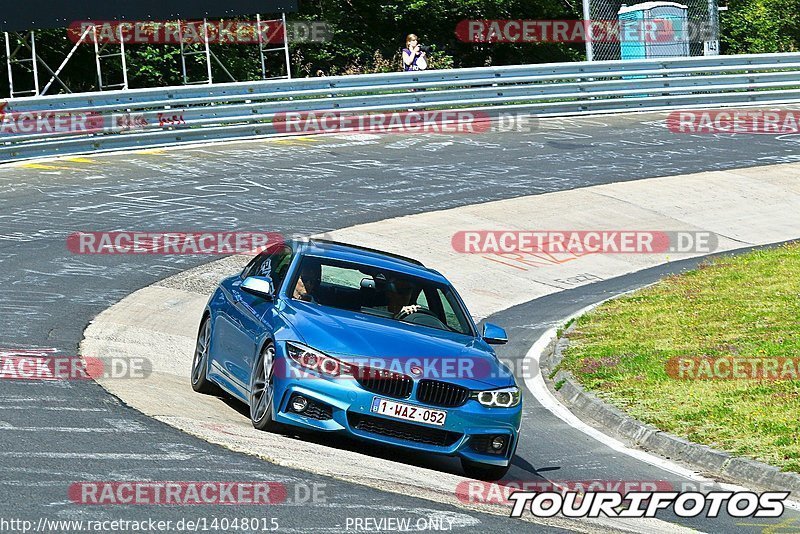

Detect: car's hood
[281, 301, 515, 389]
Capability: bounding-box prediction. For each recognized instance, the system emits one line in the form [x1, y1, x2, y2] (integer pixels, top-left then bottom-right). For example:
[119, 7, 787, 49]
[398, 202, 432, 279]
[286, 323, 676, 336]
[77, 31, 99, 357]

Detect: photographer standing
[402, 34, 428, 71]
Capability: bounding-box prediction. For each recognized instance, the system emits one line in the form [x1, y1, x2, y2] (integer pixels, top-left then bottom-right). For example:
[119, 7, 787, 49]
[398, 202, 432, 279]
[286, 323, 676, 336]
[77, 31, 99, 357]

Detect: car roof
[295, 239, 448, 283]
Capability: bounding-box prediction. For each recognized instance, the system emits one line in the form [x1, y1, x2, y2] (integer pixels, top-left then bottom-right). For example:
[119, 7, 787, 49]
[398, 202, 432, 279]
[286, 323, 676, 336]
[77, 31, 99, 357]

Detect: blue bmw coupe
[191, 239, 521, 480]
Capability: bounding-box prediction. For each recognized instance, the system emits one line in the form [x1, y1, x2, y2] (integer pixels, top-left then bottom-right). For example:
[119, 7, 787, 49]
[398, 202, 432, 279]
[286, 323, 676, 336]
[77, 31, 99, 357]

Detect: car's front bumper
[272, 367, 522, 467]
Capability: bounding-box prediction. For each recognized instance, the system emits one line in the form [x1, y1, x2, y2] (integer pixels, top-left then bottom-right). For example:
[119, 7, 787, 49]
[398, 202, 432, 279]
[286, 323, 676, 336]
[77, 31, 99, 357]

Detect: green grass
[559, 242, 800, 472]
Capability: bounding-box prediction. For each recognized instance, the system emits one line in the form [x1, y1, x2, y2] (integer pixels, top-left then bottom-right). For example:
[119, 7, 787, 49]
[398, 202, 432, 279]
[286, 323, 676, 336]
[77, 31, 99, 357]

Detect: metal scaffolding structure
[180, 15, 291, 84]
[4, 24, 128, 97]
[3, 14, 292, 97]
[258, 13, 292, 80]
[4, 31, 40, 97]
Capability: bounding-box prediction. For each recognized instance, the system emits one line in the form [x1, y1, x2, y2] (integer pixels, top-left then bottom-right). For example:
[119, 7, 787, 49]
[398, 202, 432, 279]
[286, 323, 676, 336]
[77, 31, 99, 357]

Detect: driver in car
[387, 277, 423, 317]
[293, 260, 321, 303]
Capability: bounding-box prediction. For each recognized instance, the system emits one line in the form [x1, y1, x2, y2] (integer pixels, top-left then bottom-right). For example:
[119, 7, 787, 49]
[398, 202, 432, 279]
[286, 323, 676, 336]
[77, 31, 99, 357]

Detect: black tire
[191, 316, 224, 395]
[249, 341, 280, 432]
[460, 458, 510, 481]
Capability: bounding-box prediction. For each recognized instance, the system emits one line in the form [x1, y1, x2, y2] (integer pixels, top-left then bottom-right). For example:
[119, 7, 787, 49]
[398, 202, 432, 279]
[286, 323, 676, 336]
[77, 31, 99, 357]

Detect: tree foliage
[721, 0, 800, 54]
[292, 0, 583, 75]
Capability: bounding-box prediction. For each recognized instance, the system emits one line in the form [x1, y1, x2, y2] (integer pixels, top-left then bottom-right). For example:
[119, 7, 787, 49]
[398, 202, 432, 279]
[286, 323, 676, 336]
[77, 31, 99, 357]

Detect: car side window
[436, 288, 466, 333]
[321, 264, 361, 289]
[242, 245, 294, 291]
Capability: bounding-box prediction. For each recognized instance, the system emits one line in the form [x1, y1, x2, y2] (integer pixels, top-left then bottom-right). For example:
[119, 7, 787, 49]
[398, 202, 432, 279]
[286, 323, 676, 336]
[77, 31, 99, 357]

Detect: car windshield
[289, 255, 473, 336]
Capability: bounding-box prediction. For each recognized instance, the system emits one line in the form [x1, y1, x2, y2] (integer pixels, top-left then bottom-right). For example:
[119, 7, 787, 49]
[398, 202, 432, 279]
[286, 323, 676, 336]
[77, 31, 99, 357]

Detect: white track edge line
[522, 289, 800, 513]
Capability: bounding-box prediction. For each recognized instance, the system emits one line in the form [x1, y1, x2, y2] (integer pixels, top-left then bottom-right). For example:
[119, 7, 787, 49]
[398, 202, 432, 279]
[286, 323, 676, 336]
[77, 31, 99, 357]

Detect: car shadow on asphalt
[218, 394, 554, 483]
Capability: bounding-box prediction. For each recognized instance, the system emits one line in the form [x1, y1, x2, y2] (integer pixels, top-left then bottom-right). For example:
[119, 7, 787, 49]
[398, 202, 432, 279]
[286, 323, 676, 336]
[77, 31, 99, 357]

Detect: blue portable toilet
[618, 2, 690, 59]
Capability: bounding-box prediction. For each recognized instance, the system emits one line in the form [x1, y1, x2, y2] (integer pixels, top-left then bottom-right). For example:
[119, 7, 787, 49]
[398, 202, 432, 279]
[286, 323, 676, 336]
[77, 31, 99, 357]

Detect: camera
[418, 44, 433, 54]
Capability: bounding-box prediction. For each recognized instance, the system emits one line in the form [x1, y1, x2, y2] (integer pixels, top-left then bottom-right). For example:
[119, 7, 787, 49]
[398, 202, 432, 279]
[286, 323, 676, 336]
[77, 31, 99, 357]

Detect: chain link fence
[586, 0, 719, 60]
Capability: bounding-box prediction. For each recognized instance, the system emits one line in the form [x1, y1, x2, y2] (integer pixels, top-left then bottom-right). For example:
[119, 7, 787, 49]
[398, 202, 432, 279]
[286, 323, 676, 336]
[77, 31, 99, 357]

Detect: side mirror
[483, 322, 508, 345]
[241, 276, 275, 300]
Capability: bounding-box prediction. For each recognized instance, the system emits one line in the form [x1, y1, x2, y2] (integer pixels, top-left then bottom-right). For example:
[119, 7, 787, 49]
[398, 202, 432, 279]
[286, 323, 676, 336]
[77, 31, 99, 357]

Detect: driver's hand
[293, 279, 308, 300]
[400, 304, 421, 315]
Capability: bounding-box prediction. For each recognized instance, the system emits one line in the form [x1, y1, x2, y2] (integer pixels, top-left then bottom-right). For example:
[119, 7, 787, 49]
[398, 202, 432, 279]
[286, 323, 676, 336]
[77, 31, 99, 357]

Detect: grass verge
[559, 242, 800, 472]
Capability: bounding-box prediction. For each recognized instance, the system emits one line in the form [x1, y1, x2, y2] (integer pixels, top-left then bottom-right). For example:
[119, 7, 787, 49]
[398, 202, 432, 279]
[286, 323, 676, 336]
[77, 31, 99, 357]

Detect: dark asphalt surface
[1, 111, 799, 532]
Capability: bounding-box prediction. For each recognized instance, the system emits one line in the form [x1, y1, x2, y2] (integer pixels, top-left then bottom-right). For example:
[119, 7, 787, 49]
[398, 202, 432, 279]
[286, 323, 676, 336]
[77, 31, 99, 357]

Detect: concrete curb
[540, 321, 800, 494]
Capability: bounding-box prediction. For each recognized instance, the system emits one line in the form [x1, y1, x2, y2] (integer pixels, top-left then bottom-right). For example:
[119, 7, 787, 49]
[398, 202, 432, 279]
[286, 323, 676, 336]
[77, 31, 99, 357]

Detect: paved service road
[1, 111, 799, 530]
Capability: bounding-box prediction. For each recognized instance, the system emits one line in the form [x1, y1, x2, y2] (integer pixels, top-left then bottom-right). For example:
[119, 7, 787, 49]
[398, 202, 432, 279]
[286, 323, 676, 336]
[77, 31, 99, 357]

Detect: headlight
[470, 386, 521, 408]
[286, 342, 353, 377]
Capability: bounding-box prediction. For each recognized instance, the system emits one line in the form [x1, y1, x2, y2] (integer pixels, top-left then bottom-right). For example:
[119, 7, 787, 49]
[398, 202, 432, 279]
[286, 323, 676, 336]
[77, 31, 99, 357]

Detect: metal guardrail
[3, 52, 800, 162]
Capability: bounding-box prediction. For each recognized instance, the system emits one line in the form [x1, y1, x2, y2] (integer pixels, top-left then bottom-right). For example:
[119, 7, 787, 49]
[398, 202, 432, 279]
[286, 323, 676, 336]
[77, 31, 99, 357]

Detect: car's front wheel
[460, 458, 509, 481]
[191, 316, 223, 395]
[249, 341, 280, 431]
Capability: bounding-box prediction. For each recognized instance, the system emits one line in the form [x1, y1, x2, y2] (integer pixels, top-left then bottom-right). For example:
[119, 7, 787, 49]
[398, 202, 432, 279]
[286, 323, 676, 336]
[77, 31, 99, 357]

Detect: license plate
[370, 397, 447, 426]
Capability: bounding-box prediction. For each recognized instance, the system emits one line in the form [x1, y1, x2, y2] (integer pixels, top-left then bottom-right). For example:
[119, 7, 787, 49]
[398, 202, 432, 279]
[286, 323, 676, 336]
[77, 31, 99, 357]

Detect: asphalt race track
[1, 111, 799, 531]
